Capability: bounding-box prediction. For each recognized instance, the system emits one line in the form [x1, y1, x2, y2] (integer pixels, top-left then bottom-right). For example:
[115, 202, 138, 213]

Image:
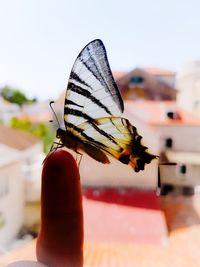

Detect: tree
[0, 85, 36, 107]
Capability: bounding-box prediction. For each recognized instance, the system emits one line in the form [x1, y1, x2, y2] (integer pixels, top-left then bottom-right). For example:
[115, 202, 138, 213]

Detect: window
[165, 138, 173, 148]
[166, 111, 175, 119]
[129, 76, 144, 85]
[179, 164, 187, 174]
[166, 111, 181, 120]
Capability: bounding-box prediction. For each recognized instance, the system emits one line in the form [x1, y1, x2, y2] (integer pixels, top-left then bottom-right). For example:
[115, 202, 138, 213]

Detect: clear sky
[1, 0, 200, 100]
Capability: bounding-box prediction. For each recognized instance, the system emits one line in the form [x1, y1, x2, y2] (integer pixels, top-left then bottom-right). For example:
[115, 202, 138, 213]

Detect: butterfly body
[57, 128, 80, 151]
[56, 39, 157, 172]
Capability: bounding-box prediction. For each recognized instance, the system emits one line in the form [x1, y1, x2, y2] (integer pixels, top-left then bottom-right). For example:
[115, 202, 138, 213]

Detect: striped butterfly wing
[75, 117, 156, 172]
[64, 39, 124, 128]
[60, 39, 157, 172]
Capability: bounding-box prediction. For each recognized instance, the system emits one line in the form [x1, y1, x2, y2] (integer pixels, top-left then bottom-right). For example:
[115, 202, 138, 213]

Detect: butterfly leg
[77, 153, 83, 167]
[49, 142, 63, 153]
[75, 149, 83, 167]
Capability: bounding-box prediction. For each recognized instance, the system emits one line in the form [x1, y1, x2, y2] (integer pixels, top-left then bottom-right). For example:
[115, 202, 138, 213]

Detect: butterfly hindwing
[65, 116, 156, 172]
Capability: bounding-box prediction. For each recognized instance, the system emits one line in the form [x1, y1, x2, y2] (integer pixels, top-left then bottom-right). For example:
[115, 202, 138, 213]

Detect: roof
[113, 68, 176, 80]
[112, 71, 127, 80]
[125, 100, 200, 126]
[0, 125, 41, 150]
[144, 67, 176, 76]
[2, 194, 200, 266]
[0, 191, 167, 265]
[116, 68, 177, 101]
[0, 144, 22, 168]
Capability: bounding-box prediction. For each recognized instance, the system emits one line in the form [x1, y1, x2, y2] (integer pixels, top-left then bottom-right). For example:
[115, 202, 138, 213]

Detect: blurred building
[176, 61, 200, 114]
[0, 97, 51, 128]
[0, 125, 44, 238]
[116, 68, 177, 101]
[0, 125, 43, 167]
[125, 100, 200, 193]
[0, 145, 24, 247]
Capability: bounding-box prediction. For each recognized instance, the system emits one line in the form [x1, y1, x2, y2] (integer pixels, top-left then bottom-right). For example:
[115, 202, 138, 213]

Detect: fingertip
[37, 148, 83, 266]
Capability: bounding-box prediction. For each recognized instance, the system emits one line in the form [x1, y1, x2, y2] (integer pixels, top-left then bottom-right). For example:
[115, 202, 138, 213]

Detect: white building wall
[160, 164, 200, 186]
[0, 161, 24, 245]
[22, 142, 43, 165]
[157, 125, 200, 153]
[126, 111, 200, 154]
[177, 61, 200, 113]
[22, 143, 44, 203]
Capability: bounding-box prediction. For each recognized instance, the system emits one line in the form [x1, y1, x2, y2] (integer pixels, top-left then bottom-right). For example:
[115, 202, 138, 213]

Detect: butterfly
[55, 39, 157, 172]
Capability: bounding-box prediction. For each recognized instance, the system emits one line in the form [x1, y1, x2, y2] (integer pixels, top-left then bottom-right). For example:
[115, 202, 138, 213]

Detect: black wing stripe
[65, 99, 84, 108]
[68, 82, 112, 115]
[65, 107, 95, 123]
[69, 71, 93, 90]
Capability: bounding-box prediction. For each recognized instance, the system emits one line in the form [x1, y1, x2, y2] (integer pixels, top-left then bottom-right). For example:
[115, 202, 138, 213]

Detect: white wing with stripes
[64, 39, 124, 127]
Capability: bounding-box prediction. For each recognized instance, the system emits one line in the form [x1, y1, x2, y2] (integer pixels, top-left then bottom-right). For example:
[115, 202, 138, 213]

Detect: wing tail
[118, 134, 157, 172]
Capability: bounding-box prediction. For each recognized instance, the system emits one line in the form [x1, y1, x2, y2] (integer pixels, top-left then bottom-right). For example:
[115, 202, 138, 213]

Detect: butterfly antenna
[49, 101, 61, 128]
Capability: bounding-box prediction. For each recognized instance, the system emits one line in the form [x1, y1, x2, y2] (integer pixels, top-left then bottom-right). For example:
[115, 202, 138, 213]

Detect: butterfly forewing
[64, 39, 124, 127]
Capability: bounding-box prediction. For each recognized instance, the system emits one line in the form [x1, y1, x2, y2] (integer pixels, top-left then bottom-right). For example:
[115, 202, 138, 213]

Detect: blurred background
[1, 0, 200, 266]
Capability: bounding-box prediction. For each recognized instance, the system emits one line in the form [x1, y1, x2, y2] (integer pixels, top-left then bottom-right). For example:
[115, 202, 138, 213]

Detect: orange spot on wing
[118, 150, 130, 157]
[118, 150, 131, 165]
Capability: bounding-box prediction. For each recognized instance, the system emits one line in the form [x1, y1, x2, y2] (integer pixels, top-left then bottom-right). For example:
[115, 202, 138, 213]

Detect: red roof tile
[112, 71, 127, 80]
[125, 100, 200, 126]
[144, 67, 176, 76]
[83, 196, 166, 245]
